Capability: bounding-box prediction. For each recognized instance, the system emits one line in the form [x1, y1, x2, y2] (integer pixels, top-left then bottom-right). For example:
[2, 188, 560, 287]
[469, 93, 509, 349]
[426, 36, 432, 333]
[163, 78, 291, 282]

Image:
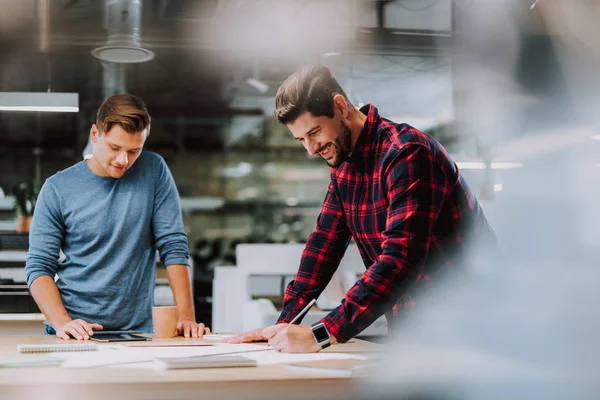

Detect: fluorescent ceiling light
[218, 162, 253, 178]
[490, 162, 524, 169]
[456, 162, 523, 170]
[246, 78, 269, 94]
[590, 134, 600, 141]
[0, 92, 79, 112]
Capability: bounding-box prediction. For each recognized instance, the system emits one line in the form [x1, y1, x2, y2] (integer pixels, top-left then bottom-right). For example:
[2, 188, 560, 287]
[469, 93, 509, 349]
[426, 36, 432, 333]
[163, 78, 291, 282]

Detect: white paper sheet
[52, 343, 366, 369]
[112, 350, 366, 369]
[239, 351, 367, 366]
[53, 343, 269, 368]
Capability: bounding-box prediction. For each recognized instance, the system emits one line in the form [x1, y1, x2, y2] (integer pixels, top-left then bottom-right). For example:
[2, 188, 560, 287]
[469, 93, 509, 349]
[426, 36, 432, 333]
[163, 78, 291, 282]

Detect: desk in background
[213, 244, 388, 338]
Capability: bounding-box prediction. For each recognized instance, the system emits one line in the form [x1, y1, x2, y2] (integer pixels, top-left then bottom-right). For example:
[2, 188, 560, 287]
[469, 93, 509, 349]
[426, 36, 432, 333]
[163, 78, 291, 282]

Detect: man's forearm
[165, 264, 195, 320]
[29, 275, 72, 329]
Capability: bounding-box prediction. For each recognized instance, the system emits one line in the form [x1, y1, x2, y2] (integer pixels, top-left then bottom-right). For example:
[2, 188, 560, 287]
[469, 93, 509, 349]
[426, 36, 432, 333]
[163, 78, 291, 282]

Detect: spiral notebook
[17, 343, 99, 353]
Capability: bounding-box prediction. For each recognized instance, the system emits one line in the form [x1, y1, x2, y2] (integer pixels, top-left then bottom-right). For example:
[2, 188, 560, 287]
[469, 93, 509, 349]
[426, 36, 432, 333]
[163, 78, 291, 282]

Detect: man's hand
[262, 324, 322, 353]
[176, 320, 211, 338]
[222, 328, 266, 344]
[56, 320, 103, 341]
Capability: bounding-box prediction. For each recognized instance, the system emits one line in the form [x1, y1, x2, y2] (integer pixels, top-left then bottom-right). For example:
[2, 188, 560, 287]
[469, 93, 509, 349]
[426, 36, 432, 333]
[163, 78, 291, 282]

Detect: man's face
[288, 111, 352, 168]
[89, 124, 147, 178]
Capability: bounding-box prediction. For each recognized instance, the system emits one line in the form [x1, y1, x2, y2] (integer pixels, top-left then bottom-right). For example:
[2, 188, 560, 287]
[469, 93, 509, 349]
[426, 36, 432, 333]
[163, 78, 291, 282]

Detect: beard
[320, 120, 353, 168]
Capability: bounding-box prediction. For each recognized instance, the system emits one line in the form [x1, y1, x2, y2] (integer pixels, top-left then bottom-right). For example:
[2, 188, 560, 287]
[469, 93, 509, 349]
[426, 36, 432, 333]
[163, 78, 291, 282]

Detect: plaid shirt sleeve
[277, 181, 352, 326]
[321, 144, 450, 342]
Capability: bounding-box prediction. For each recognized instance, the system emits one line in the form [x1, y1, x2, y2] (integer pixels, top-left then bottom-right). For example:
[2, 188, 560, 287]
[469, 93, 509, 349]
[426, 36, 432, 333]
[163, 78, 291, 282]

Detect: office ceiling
[0, 0, 574, 160]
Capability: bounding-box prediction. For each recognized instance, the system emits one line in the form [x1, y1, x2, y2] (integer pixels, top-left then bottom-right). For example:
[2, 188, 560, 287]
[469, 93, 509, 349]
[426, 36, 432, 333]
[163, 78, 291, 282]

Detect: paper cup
[152, 306, 178, 338]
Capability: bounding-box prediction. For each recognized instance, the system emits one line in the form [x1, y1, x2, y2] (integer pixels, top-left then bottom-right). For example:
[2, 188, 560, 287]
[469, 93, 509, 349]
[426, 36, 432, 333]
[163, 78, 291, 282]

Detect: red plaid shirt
[277, 105, 496, 342]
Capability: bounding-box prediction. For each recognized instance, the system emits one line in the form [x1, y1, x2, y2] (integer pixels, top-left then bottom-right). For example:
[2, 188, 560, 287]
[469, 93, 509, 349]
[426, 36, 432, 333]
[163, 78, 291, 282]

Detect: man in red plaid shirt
[225, 65, 496, 352]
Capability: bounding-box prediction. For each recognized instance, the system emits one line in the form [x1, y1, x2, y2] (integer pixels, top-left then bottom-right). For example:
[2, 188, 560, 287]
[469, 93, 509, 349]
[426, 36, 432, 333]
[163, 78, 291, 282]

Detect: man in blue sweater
[25, 94, 208, 340]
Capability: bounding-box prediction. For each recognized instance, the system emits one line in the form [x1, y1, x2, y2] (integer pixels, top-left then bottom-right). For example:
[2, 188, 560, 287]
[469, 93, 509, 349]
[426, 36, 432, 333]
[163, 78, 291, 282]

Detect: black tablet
[89, 333, 151, 342]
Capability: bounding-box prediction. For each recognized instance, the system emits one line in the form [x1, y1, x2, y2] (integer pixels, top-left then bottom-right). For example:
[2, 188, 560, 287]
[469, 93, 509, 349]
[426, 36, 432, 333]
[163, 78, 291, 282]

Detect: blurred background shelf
[0, 221, 16, 231]
[0, 251, 27, 262]
[2, 196, 227, 212]
[0, 198, 12, 211]
[0, 313, 45, 321]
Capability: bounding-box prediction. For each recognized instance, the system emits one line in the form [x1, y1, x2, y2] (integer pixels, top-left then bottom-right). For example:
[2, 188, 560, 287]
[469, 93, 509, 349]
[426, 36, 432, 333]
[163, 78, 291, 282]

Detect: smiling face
[287, 95, 354, 168]
[288, 113, 353, 167]
[87, 123, 147, 178]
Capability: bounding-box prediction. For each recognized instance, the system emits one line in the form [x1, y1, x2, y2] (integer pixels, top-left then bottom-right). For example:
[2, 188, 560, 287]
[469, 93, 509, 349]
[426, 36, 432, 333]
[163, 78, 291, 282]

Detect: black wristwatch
[311, 322, 331, 349]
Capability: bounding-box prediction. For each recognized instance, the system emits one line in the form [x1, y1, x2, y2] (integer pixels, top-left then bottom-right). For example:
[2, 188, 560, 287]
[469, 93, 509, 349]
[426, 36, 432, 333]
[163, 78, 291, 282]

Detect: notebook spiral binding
[17, 343, 99, 353]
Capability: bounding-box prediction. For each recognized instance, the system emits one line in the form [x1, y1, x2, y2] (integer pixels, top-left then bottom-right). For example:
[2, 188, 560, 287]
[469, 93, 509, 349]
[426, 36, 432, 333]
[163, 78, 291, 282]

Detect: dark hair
[274, 65, 351, 125]
[96, 93, 151, 135]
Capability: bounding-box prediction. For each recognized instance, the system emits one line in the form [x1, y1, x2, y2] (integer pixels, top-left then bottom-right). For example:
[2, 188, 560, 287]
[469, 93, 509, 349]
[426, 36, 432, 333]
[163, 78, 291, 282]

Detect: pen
[289, 298, 316, 325]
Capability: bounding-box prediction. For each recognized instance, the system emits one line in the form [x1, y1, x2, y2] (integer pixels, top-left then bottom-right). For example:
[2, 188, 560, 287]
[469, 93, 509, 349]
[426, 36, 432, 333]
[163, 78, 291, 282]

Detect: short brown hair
[96, 94, 151, 135]
[275, 65, 351, 125]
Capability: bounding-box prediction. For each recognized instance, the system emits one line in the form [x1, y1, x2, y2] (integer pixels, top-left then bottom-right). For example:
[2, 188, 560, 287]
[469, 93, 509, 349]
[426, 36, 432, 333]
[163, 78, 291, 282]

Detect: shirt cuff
[162, 257, 190, 267]
[321, 311, 351, 343]
[26, 271, 54, 288]
[277, 312, 294, 324]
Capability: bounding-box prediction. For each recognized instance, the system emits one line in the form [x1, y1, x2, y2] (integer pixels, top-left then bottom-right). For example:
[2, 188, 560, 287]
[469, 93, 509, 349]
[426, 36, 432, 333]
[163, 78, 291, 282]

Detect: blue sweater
[25, 152, 189, 333]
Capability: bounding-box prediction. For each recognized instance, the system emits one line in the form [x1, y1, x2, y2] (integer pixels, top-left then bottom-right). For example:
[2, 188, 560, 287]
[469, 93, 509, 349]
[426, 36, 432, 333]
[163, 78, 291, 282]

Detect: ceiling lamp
[0, 92, 79, 112]
[91, 0, 154, 64]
